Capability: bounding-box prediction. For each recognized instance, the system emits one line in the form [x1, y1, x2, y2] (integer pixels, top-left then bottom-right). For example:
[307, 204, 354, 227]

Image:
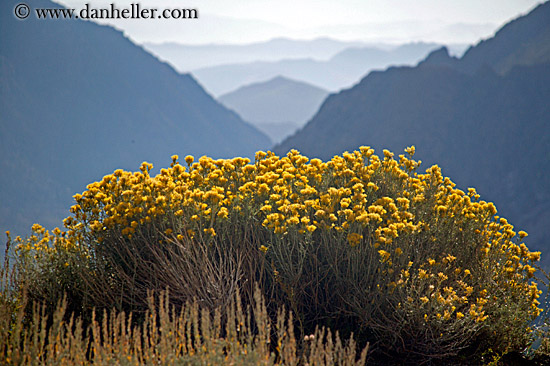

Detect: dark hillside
[0, 0, 270, 238]
[275, 2, 550, 265]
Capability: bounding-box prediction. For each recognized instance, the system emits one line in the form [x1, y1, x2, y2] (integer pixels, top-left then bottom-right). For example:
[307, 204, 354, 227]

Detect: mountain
[274, 2, 550, 266]
[0, 0, 270, 240]
[143, 37, 368, 72]
[457, 4, 550, 75]
[218, 76, 329, 144]
[191, 42, 465, 96]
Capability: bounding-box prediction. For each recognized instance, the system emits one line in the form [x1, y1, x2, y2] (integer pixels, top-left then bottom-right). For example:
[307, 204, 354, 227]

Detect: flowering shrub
[9, 225, 87, 318]
[13, 146, 543, 363]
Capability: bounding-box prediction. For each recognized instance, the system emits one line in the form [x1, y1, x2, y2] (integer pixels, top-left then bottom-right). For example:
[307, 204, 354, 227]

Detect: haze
[54, 0, 543, 45]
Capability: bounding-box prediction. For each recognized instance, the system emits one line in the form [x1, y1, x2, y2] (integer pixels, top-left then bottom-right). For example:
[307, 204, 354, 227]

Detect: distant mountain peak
[223, 75, 327, 96]
[270, 75, 291, 83]
[419, 47, 459, 68]
[264, 75, 326, 89]
[218, 76, 329, 144]
[425, 46, 451, 61]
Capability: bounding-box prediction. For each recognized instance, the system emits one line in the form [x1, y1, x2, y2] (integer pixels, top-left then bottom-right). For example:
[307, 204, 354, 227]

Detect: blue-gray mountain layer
[0, 0, 270, 239]
[192, 42, 455, 96]
[275, 2, 550, 266]
[219, 76, 329, 144]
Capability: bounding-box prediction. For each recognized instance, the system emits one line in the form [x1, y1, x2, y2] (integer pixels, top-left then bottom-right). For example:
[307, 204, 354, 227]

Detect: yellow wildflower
[347, 233, 363, 247]
[307, 225, 317, 233]
[378, 250, 390, 263]
[518, 231, 528, 239]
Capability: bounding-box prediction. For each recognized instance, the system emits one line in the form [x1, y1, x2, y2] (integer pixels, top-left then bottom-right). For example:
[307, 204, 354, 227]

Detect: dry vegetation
[2, 146, 550, 364]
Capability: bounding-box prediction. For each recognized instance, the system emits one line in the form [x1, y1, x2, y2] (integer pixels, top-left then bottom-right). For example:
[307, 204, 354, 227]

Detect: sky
[54, 0, 545, 45]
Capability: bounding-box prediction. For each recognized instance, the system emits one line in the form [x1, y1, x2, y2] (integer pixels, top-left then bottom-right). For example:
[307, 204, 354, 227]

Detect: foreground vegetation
[2, 146, 550, 364]
[0, 276, 367, 365]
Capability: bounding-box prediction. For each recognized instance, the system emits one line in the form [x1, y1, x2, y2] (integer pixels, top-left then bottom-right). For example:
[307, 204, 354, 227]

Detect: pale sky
[54, 0, 545, 45]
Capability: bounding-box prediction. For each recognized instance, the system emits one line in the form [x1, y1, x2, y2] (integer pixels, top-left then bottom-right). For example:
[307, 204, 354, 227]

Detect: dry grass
[0, 282, 368, 366]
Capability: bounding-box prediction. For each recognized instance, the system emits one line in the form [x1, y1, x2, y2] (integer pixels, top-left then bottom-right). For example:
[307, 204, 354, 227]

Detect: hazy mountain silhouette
[275, 2, 550, 265]
[219, 76, 329, 144]
[455, 3, 550, 75]
[0, 0, 270, 239]
[192, 42, 465, 96]
[144, 37, 368, 72]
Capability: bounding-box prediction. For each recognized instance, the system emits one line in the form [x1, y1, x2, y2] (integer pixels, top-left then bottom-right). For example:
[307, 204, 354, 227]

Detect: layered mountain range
[219, 76, 329, 144]
[192, 42, 462, 96]
[0, 0, 270, 238]
[144, 37, 368, 71]
[275, 2, 550, 265]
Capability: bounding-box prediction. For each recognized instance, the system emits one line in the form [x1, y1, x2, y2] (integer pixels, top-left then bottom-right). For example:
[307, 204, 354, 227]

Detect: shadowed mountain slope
[0, 0, 270, 238]
[275, 2, 550, 265]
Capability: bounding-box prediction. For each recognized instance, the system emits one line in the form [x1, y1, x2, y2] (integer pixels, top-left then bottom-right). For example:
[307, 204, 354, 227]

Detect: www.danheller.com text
[35, 3, 199, 20]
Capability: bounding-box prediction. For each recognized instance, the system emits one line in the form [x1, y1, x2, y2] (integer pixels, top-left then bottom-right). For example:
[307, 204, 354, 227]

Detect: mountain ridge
[0, 0, 270, 239]
[144, 37, 369, 71]
[192, 42, 464, 96]
[274, 1, 550, 265]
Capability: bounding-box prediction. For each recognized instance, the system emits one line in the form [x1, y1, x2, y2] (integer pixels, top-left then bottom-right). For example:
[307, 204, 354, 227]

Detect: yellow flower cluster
[66, 147, 424, 243]
[13, 223, 81, 258]
[18, 146, 541, 324]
